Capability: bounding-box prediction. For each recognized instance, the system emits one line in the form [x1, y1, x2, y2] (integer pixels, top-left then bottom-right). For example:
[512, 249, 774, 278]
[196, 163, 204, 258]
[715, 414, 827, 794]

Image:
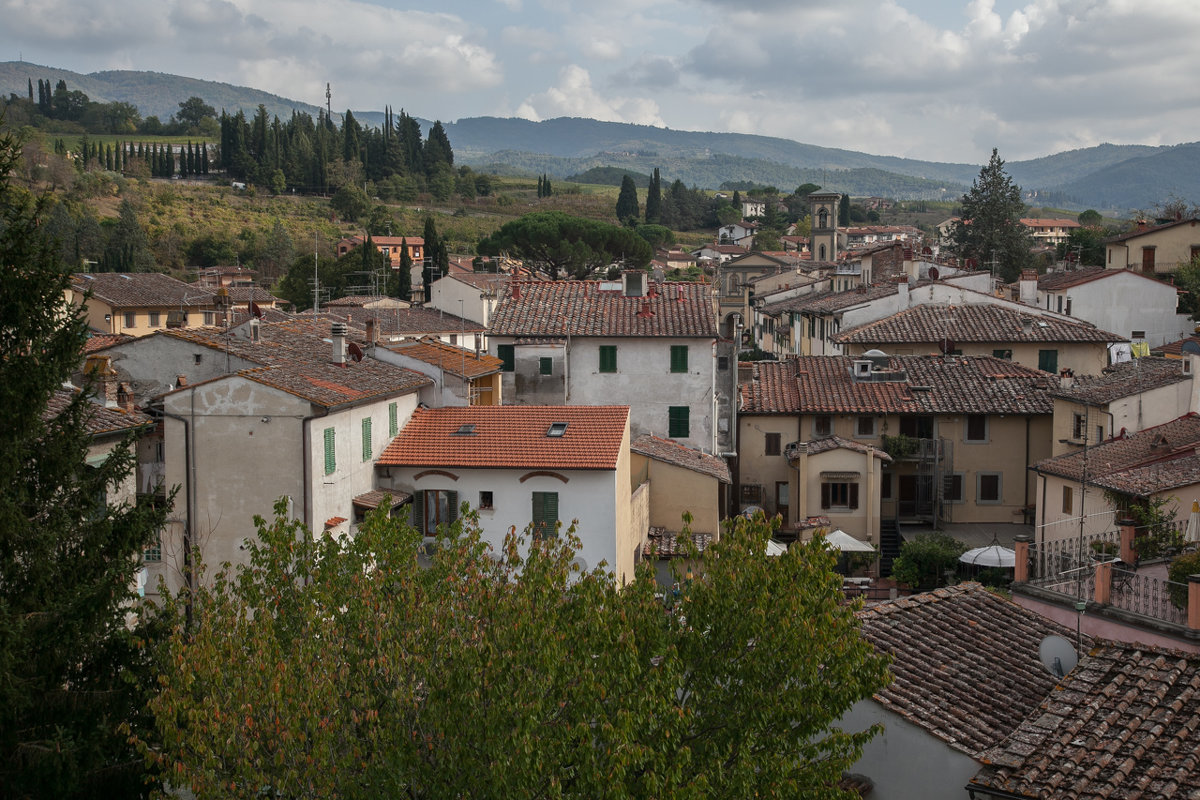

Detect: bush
[891, 532, 967, 591]
[1167, 551, 1200, 609]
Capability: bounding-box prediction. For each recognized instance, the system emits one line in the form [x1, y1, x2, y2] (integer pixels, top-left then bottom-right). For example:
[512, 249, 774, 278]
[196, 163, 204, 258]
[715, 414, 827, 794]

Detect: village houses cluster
[67, 193, 1200, 798]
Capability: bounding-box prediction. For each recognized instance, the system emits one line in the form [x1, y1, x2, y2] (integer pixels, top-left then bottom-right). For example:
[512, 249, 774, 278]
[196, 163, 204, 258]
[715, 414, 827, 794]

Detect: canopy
[959, 544, 1016, 568]
[824, 529, 876, 553]
[766, 539, 787, 557]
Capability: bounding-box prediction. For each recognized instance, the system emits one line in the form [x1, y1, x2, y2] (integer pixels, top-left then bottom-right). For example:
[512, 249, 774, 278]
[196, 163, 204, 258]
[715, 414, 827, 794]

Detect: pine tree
[537, 175, 544, 198]
[951, 148, 1031, 281]
[645, 167, 662, 224]
[0, 126, 168, 799]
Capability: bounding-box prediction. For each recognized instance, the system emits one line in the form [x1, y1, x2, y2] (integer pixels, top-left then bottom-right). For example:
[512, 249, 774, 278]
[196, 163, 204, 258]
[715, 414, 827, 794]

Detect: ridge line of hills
[2, 60, 1195, 214]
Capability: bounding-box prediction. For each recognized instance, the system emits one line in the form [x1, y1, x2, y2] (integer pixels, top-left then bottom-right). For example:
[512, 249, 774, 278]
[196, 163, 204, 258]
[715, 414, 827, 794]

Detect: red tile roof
[1158, 335, 1200, 357]
[330, 306, 485, 335]
[1106, 216, 1200, 244]
[72, 272, 214, 308]
[44, 388, 154, 437]
[740, 355, 1055, 416]
[378, 405, 629, 470]
[631, 434, 731, 483]
[1050, 357, 1188, 404]
[488, 281, 717, 338]
[859, 583, 1084, 758]
[382, 337, 503, 379]
[834, 303, 1123, 345]
[970, 641, 1200, 799]
[84, 332, 133, 353]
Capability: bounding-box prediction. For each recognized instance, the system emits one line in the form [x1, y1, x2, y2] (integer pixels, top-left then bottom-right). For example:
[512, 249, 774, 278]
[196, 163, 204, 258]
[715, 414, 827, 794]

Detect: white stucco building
[1035, 265, 1189, 348]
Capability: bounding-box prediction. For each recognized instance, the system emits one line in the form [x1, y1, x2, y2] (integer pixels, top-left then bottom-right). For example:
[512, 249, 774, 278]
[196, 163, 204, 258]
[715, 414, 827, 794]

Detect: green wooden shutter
[599, 345, 617, 373]
[498, 344, 515, 371]
[361, 417, 372, 461]
[447, 491, 458, 525]
[849, 482, 859, 509]
[670, 345, 688, 373]
[821, 483, 831, 509]
[323, 427, 336, 475]
[532, 491, 558, 537]
[539, 357, 553, 375]
[412, 491, 425, 533]
[668, 406, 689, 438]
[388, 402, 398, 437]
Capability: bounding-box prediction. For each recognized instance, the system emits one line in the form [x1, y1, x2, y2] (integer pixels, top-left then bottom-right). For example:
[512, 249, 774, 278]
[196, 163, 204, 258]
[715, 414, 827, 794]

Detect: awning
[352, 489, 412, 510]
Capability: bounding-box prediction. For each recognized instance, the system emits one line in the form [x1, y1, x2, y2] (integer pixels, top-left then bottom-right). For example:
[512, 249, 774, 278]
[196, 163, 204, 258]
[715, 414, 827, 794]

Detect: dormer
[622, 270, 645, 298]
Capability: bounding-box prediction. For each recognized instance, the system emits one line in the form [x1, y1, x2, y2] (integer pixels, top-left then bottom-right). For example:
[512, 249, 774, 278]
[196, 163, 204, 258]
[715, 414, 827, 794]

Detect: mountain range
[3, 61, 1196, 215]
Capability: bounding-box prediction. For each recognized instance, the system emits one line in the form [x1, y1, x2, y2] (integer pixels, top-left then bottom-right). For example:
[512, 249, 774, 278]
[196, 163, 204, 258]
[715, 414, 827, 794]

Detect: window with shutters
[498, 344, 515, 372]
[149, 311, 160, 326]
[412, 489, 458, 535]
[124, 311, 136, 328]
[599, 345, 617, 373]
[1038, 349, 1058, 373]
[1062, 485, 1073, 514]
[820, 482, 859, 510]
[1072, 413, 1085, 441]
[813, 415, 833, 438]
[361, 417, 372, 461]
[388, 402, 398, 437]
[668, 406, 689, 438]
[977, 473, 1002, 504]
[764, 432, 781, 456]
[855, 416, 876, 437]
[880, 473, 892, 500]
[323, 427, 336, 475]
[532, 491, 559, 539]
[944, 473, 964, 503]
[965, 414, 987, 442]
[670, 345, 689, 373]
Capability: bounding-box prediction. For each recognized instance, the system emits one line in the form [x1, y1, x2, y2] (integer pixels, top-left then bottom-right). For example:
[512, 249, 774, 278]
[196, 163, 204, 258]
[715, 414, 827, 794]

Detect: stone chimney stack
[331, 322, 348, 365]
[895, 274, 909, 308]
[1019, 269, 1038, 306]
[84, 355, 119, 407]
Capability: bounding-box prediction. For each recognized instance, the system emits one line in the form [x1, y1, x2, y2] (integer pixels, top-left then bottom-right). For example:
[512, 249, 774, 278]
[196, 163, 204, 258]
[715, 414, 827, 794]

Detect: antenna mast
[326, 83, 332, 120]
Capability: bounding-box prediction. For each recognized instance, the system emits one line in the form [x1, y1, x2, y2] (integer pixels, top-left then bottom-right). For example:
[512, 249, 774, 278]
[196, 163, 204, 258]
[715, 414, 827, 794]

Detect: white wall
[1037, 272, 1189, 347]
[429, 275, 496, 330]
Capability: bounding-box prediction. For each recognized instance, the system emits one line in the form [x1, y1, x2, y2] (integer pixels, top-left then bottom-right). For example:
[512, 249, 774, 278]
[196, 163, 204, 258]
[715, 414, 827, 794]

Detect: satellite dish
[570, 557, 588, 573]
[347, 342, 364, 362]
[250, 301, 263, 319]
[1182, 340, 1200, 355]
[928, 266, 940, 280]
[939, 338, 956, 354]
[1038, 635, 1078, 678]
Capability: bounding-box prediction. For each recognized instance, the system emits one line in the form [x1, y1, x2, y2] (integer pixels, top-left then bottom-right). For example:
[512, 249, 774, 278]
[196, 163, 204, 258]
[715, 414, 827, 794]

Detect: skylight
[453, 423, 476, 436]
[547, 422, 568, 437]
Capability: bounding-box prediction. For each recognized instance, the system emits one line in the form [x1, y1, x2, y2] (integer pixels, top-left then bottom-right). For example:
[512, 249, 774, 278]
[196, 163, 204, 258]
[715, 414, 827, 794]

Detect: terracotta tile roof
[770, 282, 906, 315]
[631, 434, 731, 483]
[645, 526, 713, 557]
[378, 405, 629, 470]
[740, 355, 1055, 416]
[1036, 266, 1109, 291]
[324, 295, 392, 307]
[1106, 216, 1200, 244]
[1050, 357, 1188, 404]
[44, 388, 154, 437]
[84, 332, 133, 353]
[970, 642, 1200, 799]
[1033, 414, 1200, 497]
[858, 583, 1084, 758]
[488, 281, 717, 338]
[381, 338, 503, 379]
[72, 272, 214, 308]
[216, 286, 281, 304]
[447, 272, 509, 292]
[801, 435, 892, 462]
[833, 303, 1123, 345]
[1158, 335, 1200, 357]
[1020, 217, 1080, 229]
[330, 306, 485, 335]
[352, 488, 411, 509]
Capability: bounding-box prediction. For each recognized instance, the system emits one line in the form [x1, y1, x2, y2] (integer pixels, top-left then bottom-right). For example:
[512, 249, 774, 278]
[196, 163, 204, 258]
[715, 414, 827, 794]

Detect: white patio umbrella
[766, 539, 788, 557]
[1187, 500, 1200, 544]
[959, 544, 1016, 568]
[823, 529, 876, 553]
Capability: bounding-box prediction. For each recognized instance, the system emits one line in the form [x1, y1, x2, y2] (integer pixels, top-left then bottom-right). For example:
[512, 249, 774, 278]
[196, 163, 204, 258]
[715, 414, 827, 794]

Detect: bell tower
[808, 191, 842, 263]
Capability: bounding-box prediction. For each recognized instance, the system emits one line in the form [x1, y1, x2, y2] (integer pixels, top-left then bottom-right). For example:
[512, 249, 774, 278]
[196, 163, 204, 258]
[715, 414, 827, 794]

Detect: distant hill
[3, 61, 1197, 213]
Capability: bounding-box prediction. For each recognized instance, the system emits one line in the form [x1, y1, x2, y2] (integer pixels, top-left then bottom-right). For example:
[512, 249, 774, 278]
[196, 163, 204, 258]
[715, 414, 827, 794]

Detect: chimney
[1059, 367, 1075, 389]
[1019, 269, 1038, 306]
[511, 282, 521, 300]
[331, 322, 348, 365]
[116, 382, 135, 413]
[176, 374, 188, 388]
[637, 302, 655, 318]
[250, 319, 261, 342]
[85, 355, 119, 407]
[365, 318, 377, 345]
[895, 274, 909, 307]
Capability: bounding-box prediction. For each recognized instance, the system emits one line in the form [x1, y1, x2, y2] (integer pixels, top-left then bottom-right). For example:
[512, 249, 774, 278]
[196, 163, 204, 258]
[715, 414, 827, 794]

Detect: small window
[1062, 485, 1073, 515]
[670, 345, 689, 373]
[765, 432, 781, 456]
[547, 422, 568, 437]
[498, 344, 515, 372]
[149, 311, 160, 326]
[965, 414, 987, 442]
[992, 349, 1012, 360]
[454, 423, 477, 436]
[1131, 330, 1146, 339]
[978, 473, 1002, 504]
[124, 311, 136, 328]
[539, 357, 553, 375]
[193, 353, 202, 365]
[820, 482, 859, 510]
[323, 427, 336, 475]
[414, 489, 458, 536]
[1038, 349, 1058, 373]
[599, 345, 617, 373]
[880, 473, 892, 500]
[813, 415, 832, 438]
[203, 311, 216, 325]
[668, 406, 690, 438]
[944, 473, 964, 503]
[1072, 413, 1085, 440]
[361, 417, 372, 461]
[718, 355, 729, 371]
[479, 491, 494, 510]
[143, 533, 162, 563]
[1096, 424, 1104, 444]
[856, 416, 876, 437]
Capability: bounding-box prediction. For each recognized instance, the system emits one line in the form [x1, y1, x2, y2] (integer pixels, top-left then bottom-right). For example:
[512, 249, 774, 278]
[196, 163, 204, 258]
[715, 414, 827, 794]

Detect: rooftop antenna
[326, 83, 331, 120]
[312, 232, 321, 314]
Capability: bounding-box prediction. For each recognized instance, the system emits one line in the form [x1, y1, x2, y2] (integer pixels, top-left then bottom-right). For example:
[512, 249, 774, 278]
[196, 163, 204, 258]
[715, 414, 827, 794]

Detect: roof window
[547, 422, 569, 437]
[453, 424, 476, 436]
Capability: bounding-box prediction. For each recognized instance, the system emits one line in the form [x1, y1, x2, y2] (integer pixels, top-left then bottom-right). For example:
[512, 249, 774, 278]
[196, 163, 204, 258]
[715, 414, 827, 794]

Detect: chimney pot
[176, 374, 188, 388]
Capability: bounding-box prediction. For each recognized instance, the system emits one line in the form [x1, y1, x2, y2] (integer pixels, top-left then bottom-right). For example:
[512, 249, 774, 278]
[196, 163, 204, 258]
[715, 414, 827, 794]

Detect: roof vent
[637, 302, 655, 318]
[852, 360, 872, 379]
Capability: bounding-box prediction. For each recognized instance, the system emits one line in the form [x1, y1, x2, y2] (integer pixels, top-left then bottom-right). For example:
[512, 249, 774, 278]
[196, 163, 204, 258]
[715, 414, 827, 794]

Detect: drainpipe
[159, 394, 197, 627]
[711, 338, 718, 454]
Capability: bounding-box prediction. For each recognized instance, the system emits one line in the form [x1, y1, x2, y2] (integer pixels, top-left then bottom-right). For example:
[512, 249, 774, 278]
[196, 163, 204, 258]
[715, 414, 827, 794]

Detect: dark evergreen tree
[645, 167, 662, 224]
[0, 125, 169, 799]
[951, 148, 1031, 281]
[537, 175, 545, 198]
[391, 237, 413, 300]
[201, 142, 209, 175]
[838, 194, 850, 227]
[615, 175, 640, 226]
[732, 190, 741, 217]
[543, 174, 551, 197]
[423, 120, 453, 177]
[27, 77, 33, 100]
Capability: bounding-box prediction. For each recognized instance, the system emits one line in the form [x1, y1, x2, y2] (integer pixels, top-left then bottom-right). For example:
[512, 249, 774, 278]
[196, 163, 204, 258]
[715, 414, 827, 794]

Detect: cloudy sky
[4, 0, 1198, 164]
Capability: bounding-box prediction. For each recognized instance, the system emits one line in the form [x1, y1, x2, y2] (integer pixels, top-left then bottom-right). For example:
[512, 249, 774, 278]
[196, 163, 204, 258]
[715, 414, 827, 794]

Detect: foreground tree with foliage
[477, 211, 653, 279]
[891, 532, 967, 591]
[0, 127, 169, 797]
[951, 148, 1031, 282]
[145, 506, 889, 798]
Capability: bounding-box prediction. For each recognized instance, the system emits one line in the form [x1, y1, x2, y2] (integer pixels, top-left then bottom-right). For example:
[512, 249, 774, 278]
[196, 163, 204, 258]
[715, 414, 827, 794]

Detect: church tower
[808, 191, 842, 263]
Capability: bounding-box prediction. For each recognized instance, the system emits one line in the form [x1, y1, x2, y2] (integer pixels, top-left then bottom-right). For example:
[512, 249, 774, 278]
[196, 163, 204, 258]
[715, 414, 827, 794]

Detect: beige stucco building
[1105, 217, 1200, 275]
[68, 272, 216, 337]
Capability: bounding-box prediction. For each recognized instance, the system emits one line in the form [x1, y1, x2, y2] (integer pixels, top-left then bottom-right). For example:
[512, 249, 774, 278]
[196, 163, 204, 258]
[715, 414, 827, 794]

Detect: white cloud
[517, 64, 664, 125]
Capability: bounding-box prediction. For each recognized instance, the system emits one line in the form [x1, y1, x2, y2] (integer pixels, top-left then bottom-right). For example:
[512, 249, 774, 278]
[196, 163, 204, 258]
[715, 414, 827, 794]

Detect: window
[149, 311, 160, 326]
[718, 355, 729, 371]
[977, 473, 1002, 504]
[668, 406, 690, 438]
[203, 311, 217, 325]
[1056, 296, 1062, 313]
[765, 432, 781, 456]
[944, 473, 964, 503]
[670, 345, 689, 373]
[965, 414, 987, 442]
[413, 489, 458, 535]
[539, 357, 553, 375]
[1131, 330, 1145, 339]
[361, 417, 372, 461]
[813, 415, 833, 438]
[1142, 246, 1155, 272]
[776, 482, 789, 526]
[992, 349, 1013, 360]
[1038, 349, 1058, 374]
[856, 416, 876, 437]
[143, 531, 162, 562]
[479, 491, 494, 510]
[599, 345, 617, 373]
[1096, 424, 1104, 445]
[821, 482, 859, 510]
[1062, 485, 1073, 514]
[1072, 413, 1085, 440]
[899, 416, 933, 440]
[389, 402, 398, 437]
[124, 311, 136, 328]
[323, 427, 336, 475]
[498, 344, 515, 372]
[532, 491, 559, 538]
[880, 473, 892, 500]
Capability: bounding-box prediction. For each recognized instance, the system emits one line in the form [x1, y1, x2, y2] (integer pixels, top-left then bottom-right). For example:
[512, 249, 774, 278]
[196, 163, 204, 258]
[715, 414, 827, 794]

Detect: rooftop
[970, 641, 1200, 799]
[740, 355, 1055, 416]
[381, 337, 503, 379]
[834, 303, 1123, 345]
[72, 272, 214, 308]
[1106, 216, 1200, 244]
[378, 405, 630, 471]
[858, 583, 1083, 758]
[488, 281, 717, 338]
[45, 388, 154, 437]
[631, 434, 731, 483]
[1050, 357, 1189, 405]
[329, 306, 484, 335]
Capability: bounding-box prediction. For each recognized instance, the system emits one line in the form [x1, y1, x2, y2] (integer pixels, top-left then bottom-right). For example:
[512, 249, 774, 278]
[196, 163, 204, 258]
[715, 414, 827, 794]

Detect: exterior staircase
[879, 519, 903, 577]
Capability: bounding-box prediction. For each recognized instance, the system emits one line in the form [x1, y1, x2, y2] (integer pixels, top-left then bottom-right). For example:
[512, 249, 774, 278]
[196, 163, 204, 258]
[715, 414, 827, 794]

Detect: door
[898, 475, 917, 517]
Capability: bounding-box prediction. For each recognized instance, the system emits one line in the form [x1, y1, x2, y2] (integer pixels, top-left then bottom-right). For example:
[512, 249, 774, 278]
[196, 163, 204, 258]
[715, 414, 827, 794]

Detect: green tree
[1077, 209, 1102, 227]
[635, 223, 674, 250]
[615, 174, 640, 226]
[645, 167, 662, 224]
[477, 211, 653, 280]
[951, 148, 1031, 281]
[102, 198, 154, 272]
[144, 503, 888, 798]
[1173, 256, 1200, 319]
[0, 125, 169, 798]
[423, 120, 454, 175]
[891, 532, 967, 591]
[258, 219, 295, 280]
[176, 96, 216, 131]
[389, 237, 413, 300]
[330, 182, 370, 221]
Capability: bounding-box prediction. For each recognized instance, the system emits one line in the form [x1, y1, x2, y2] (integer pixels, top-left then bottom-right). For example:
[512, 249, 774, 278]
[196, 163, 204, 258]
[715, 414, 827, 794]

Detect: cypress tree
[27, 77, 32, 100]
[615, 175, 640, 226]
[645, 167, 662, 224]
[543, 174, 552, 197]
[201, 142, 209, 175]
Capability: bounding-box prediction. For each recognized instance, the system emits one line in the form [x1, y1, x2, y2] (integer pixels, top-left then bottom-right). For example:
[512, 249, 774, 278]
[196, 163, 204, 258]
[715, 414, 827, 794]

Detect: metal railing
[1110, 567, 1188, 626]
